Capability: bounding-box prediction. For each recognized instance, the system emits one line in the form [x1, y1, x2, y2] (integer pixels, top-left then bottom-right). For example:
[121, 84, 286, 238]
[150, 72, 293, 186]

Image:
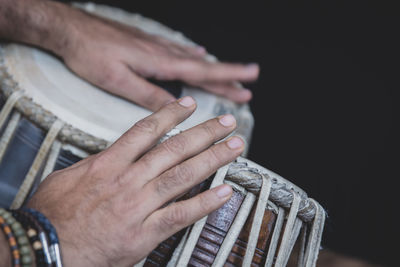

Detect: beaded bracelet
[12, 210, 51, 267]
[0, 210, 21, 267]
[23, 208, 63, 267]
[0, 208, 34, 267]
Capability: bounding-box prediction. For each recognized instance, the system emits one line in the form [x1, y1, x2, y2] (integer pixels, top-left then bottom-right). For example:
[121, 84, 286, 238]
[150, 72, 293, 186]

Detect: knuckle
[98, 68, 124, 88]
[155, 165, 194, 196]
[159, 204, 188, 229]
[175, 164, 195, 184]
[206, 147, 221, 166]
[131, 117, 159, 135]
[201, 123, 217, 140]
[163, 135, 186, 155]
[154, 171, 176, 196]
[86, 153, 108, 174]
[154, 59, 176, 80]
[198, 193, 214, 213]
[139, 151, 155, 170]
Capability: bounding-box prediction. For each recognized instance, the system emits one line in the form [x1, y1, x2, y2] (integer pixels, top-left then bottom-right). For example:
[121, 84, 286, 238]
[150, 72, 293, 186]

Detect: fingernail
[196, 46, 206, 53]
[216, 185, 232, 198]
[178, 96, 195, 107]
[218, 114, 236, 127]
[239, 89, 252, 99]
[227, 136, 244, 149]
[245, 63, 259, 71]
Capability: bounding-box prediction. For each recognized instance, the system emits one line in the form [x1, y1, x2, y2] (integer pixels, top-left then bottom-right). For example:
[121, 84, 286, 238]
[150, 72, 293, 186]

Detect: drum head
[0, 2, 253, 146]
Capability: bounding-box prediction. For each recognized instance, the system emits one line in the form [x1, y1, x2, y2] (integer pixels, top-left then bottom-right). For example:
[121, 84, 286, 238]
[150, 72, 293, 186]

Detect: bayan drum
[0, 3, 325, 267]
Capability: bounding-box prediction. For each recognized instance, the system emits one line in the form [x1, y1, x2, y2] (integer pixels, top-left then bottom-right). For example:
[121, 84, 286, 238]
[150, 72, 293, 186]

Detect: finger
[166, 60, 260, 83]
[121, 71, 177, 111]
[152, 36, 207, 58]
[142, 184, 233, 244]
[106, 96, 197, 164]
[173, 43, 207, 58]
[95, 63, 176, 111]
[140, 136, 244, 211]
[131, 114, 237, 183]
[196, 82, 253, 103]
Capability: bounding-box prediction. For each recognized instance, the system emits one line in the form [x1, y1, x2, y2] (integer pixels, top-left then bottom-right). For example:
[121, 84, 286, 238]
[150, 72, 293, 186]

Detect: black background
[67, 1, 399, 266]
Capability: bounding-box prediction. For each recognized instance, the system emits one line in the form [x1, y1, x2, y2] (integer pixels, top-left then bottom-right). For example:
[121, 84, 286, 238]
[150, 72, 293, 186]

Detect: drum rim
[225, 157, 323, 223]
[0, 53, 109, 153]
[0, 3, 253, 154]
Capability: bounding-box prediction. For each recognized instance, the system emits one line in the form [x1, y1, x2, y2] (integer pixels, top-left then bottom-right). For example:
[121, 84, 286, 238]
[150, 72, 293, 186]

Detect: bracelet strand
[12, 210, 52, 267]
[0, 211, 21, 267]
[23, 208, 62, 267]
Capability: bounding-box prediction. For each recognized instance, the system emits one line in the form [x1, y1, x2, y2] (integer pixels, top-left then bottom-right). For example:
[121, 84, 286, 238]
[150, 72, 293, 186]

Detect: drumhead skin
[0, 2, 253, 153]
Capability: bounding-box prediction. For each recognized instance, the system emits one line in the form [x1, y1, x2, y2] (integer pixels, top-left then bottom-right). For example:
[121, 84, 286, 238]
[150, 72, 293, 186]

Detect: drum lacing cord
[0, 89, 23, 129]
[40, 140, 62, 183]
[302, 199, 325, 267]
[10, 119, 64, 209]
[211, 187, 256, 267]
[274, 192, 302, 266]
[170, 164, 231, 267]
[242, 174, 272, 267]
[264, 206, 285, 267]
[0, 90, 24, 161]
[0, 112, 20, 162]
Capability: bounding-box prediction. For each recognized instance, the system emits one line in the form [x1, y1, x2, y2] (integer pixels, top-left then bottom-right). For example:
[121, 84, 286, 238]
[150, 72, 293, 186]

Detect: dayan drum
[0, 3, 325, 266]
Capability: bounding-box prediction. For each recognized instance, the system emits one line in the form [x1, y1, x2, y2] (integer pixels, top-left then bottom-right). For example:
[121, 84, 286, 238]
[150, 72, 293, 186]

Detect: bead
[27, 228, 37, 237]
[12, 249, 20, 258]
[11, 221, 22, 231]
[6, 216, 16, 225]
[21, 254, 33, 264]
[9, 237, 17, 246]
[4, 226, 11, 234]
[2, 212, 11, 219]
[32, 240, 42, 250]
[20, 245, 31, 255]
[13, 228, 25, 237]
[18, 235, 29, 245]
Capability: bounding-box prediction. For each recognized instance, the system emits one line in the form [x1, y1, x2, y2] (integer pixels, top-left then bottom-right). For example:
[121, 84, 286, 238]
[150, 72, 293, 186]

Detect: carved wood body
[145, 181, 277, 267]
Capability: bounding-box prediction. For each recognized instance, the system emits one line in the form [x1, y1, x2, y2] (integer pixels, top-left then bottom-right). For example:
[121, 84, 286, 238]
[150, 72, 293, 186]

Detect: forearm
[0, 231, 11, 267]
[0, 0, 72, 54]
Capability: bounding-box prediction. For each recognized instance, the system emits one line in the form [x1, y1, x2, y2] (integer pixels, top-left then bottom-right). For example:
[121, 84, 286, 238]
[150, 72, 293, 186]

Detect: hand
[27, 97, 245, 267]
[56, 3, 259, 111]
[1, 0, 259, 110]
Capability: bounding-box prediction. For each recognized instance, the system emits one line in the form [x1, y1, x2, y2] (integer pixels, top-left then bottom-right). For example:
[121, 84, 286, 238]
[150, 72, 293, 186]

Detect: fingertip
[218, 114, 237, 127]
[244, 63, 260, 80]
[195, 46, 207, 55]
[238, 89, 253, 102]
[178, 96, 197, 108]
[225, 89, 252, 104]
[226, 136, 245, 150]
[245, 63, 259, 72]
[215, 184, 233, 199]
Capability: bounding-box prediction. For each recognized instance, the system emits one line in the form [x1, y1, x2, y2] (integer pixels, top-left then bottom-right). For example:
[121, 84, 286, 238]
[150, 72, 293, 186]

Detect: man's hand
[0, 0, 259, 111]
[27, 97, 244, 267]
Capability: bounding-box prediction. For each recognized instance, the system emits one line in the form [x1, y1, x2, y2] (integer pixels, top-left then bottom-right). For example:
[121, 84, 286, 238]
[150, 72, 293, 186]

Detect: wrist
[0, 0, 76, 57]
[0, 230, 12, 267]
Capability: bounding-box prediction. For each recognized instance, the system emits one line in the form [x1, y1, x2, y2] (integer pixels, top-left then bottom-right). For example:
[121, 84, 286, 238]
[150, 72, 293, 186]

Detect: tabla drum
[0, 2, 325, 266]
